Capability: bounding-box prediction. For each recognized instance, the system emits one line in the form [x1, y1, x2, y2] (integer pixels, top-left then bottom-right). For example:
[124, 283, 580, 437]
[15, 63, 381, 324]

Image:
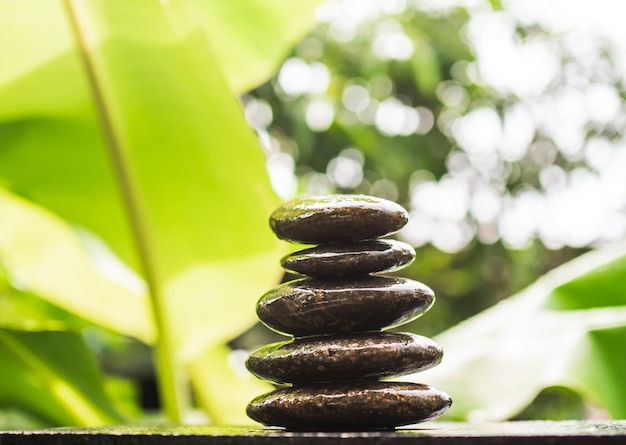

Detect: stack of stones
[246, 195, 451, 430]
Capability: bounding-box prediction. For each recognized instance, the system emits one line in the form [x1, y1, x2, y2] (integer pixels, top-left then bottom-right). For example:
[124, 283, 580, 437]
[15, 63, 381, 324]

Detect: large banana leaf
[195, 0, 323, 93]
[0, 329, 123, 426]
[0, 0, 322, 97]
[188, 344, 273, 425]
[0, 0, 327, 422]
[412, 241, 626, 420]
[0, 189, 152, 340]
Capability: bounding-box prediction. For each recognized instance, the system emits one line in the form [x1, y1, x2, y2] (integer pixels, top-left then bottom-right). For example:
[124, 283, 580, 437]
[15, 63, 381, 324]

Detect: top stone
[270, 195, 409, 244]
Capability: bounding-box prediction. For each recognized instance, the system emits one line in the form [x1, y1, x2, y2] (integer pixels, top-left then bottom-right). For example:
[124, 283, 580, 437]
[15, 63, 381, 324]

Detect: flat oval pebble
[246, 332, 442, 385]
[281, 239, 415, 277]
[270, 195, 409, 244]
[256, 276, 434, 336]
[246, 382, 452, 430]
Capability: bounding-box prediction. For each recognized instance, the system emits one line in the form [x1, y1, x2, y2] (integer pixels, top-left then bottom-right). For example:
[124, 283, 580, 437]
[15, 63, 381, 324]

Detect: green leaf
[569, 326, 626, 418]
[103, 377, 142, 421]
[0, 408, 50, 431]
[0, 329, 124, 426]
[194, 0, 324, 93]
[0, 189, 153, 341]
[0, 0, 284, 349]
[0, 0, 305, 422]
[0, 281, 87, 332]
[547, 255, 626, 310]
[0, 0, 140, 270]
[0, 0, 323, 98]
[60, 0, 283, 421]
[188, 344, 273, 426]
[410, 241, 626, 420]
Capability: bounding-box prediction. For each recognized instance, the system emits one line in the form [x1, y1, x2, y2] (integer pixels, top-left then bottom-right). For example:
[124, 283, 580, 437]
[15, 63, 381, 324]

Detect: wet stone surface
[248, 194, 450, 430]
[4, 421, 626, 444]
[247, 382, 452, 431]
[280, 240, 415, 277]
[270, 195, 409, 244]
[246, 332, 443, 385]
[256, 276, 435, 337]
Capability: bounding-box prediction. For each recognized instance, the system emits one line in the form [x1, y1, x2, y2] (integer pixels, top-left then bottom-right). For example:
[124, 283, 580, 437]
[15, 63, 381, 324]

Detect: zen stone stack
[246, 195, 451, 430]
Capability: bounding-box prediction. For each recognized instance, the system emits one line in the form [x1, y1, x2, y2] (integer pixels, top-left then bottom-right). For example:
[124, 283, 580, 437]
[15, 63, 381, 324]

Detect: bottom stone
[246, 382, 452, 431]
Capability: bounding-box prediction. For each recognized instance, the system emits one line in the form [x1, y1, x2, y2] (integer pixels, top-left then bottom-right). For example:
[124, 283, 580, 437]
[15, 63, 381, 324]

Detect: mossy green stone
[246, 382, 452, 430]
[246, 332, 443, 385]
[256, 276, 435, 337]
[270, 195, 409, 244]
[281, 239, 415, 277]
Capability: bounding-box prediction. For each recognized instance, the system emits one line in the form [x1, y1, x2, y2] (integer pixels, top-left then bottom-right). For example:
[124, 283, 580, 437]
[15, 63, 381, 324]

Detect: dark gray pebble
[246, 332, 442, 385]
[281, 239, 415, 277]
[256, 276, 434, 336]
[246, 381, 452, 430]
[270, 195, 409, 244]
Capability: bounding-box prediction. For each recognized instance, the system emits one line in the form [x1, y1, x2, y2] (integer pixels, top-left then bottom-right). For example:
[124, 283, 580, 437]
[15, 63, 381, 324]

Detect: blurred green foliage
[416, 243, 626, 420]
[0, 0, 625, 429]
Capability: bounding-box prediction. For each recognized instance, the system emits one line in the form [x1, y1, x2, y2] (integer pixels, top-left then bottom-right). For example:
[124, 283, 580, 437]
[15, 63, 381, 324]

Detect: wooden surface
[1, 421, 626, 445]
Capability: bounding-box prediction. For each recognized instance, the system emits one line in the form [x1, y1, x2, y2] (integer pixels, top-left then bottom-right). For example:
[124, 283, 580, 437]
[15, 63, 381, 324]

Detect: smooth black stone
[246, 332, 442, 385]
[270, 195, 409, 244]
[246, 382, 452, 430]
[281, 240, 415, 277]
[256, 276, 434, 336]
